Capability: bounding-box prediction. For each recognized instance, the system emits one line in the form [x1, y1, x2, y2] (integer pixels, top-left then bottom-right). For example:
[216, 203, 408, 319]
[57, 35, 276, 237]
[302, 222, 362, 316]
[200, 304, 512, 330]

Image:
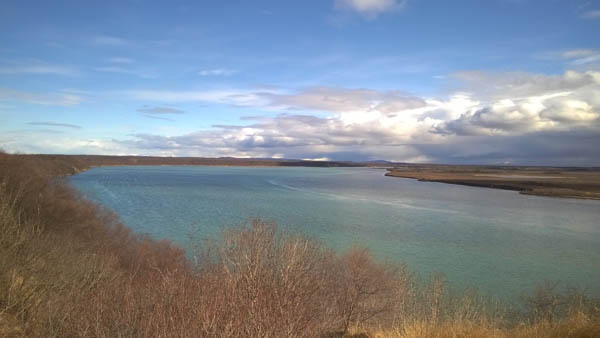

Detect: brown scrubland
[1, 152, 599, 337]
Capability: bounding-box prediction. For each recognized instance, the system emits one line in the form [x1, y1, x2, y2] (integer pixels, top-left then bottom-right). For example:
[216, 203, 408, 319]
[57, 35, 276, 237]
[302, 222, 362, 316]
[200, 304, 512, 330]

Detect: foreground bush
[1, 152, 599, 337]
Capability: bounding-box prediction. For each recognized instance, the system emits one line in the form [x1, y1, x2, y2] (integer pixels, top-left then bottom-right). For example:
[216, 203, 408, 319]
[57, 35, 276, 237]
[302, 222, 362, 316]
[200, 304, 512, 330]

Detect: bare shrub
[334, 247, 405, 333]
[194, 220, 341, 337]
[522, 281, 566, 323]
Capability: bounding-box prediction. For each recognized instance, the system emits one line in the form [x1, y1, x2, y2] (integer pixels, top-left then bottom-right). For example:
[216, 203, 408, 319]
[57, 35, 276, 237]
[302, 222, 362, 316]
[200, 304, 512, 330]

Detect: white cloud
[435, 71, 600, 136]
[560, 49, 596, 59]
[94, 66, 156, 78]
[452, 70, 598, 99]
[125, 89, 274, 107]
[570, 54, 600, 66]
[197, 68, 237, 76]
[108, 57, 134, 64]
[544, 49, 600, 67]
[302, 157, 330, 161]
[264, 87, 425, 114]
[0, 63, 79, 76]
[334, 0, 404, 18]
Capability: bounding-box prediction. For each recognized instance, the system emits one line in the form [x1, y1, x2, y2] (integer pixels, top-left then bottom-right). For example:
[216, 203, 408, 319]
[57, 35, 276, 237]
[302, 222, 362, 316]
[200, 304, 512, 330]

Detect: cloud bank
[4, 69, 599, 165]
[80, 69, 596, 165]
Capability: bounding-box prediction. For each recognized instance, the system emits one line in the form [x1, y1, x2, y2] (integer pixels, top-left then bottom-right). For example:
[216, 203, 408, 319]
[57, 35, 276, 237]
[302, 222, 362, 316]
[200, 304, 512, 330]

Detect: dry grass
[1, 152, 599, 337]
[385, 164, 600, 200]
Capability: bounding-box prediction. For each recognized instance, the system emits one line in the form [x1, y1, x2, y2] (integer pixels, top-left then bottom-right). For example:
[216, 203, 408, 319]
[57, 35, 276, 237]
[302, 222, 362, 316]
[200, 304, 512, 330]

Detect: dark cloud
[143, 115, 175, 121]
[137, 106, 185, 114]
[433, 107, 540, 136]
[112, 106, 600, 165]
[28, 121, 82, 129]
[414, 129, 600, 166]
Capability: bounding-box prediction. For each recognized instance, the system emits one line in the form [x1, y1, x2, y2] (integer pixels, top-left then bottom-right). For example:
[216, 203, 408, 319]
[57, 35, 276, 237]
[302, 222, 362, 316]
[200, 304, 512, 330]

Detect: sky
[1, 0, 599, 165]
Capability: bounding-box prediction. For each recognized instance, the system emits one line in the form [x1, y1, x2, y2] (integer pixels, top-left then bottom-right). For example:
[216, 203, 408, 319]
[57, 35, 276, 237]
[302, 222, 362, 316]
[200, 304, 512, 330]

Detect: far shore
[20, 154, 367, 176]
[17, 154, 600, 200]
[385, 164, 600, 200]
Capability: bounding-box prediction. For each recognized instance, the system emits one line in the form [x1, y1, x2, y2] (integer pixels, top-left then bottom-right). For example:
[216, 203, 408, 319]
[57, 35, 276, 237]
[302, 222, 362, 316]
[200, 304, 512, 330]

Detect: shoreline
[19, 154, 367, 177]
[385, 166, 600, 200]
[15, 153, 600, 200]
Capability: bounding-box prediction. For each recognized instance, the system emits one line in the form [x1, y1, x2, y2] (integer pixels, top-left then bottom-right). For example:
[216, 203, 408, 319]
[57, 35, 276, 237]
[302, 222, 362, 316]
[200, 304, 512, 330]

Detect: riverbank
[386, 164, 600, 200]
[20, 154, 365, 177]
[17, 154, 600, 201]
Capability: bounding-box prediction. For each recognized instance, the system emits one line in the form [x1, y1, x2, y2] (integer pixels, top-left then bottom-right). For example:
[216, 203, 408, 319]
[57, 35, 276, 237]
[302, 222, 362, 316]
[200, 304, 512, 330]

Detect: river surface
[70, 166, 600, 299]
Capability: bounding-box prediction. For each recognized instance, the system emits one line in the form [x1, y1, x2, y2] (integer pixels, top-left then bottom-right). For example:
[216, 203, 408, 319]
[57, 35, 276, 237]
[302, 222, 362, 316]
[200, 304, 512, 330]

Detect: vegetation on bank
[386, 165, 600, 200]
[1, 152, 599, 337]
[13, 154, 363, 174]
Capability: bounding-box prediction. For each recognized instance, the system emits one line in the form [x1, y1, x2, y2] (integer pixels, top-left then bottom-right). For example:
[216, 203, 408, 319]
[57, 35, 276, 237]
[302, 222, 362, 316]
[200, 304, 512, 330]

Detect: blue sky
[1, 0, 600, 164]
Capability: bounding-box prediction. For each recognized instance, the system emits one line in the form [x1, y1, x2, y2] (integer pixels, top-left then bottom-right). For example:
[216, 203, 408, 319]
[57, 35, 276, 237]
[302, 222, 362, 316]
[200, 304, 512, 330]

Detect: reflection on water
[70, 166, 600, 299]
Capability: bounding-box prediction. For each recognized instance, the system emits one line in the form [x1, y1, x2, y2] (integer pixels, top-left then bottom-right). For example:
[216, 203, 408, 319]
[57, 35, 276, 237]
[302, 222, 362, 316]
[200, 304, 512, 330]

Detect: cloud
[581, 10, 600, 19]
[560, 49, 596, 59]
[104, 70, 600, 165]
[27, 121, 82, 129]
[9, 69, 598, 165]
[0, 135, 131, 156]
[0, 88, 83, 106]
[137, 106, 184, 122]
[413, 130, 600, 166]
[126, 89, 273, 107]
[143, 115, 175, 122]
[123, 114, 384, 150]
[124, 87, 425, 114]
[137, 106, 186, 115]
[93, 35, 128, 46]
[334, 0, 404, 18]
[542, 49, 600, 67]
[108, 57, 134, 64]
[570, 54, 600, 66]
[94, 66, 156, 78]
[265, 87, 426, 114]
[198, 68, 237, 76]
[113, 103, 438, 160]
[0, 62, 79, 76]
[435, 71, 600, 136]
[452, 70, 599, 98]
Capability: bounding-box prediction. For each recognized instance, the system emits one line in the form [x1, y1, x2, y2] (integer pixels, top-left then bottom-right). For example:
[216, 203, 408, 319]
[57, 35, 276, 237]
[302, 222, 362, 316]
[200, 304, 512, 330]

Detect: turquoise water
[70, 166, 600, 299]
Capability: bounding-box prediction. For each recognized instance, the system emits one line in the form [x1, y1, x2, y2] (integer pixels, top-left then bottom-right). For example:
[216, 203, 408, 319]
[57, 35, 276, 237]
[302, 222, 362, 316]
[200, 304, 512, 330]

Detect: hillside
[1, 152, 599, 337]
